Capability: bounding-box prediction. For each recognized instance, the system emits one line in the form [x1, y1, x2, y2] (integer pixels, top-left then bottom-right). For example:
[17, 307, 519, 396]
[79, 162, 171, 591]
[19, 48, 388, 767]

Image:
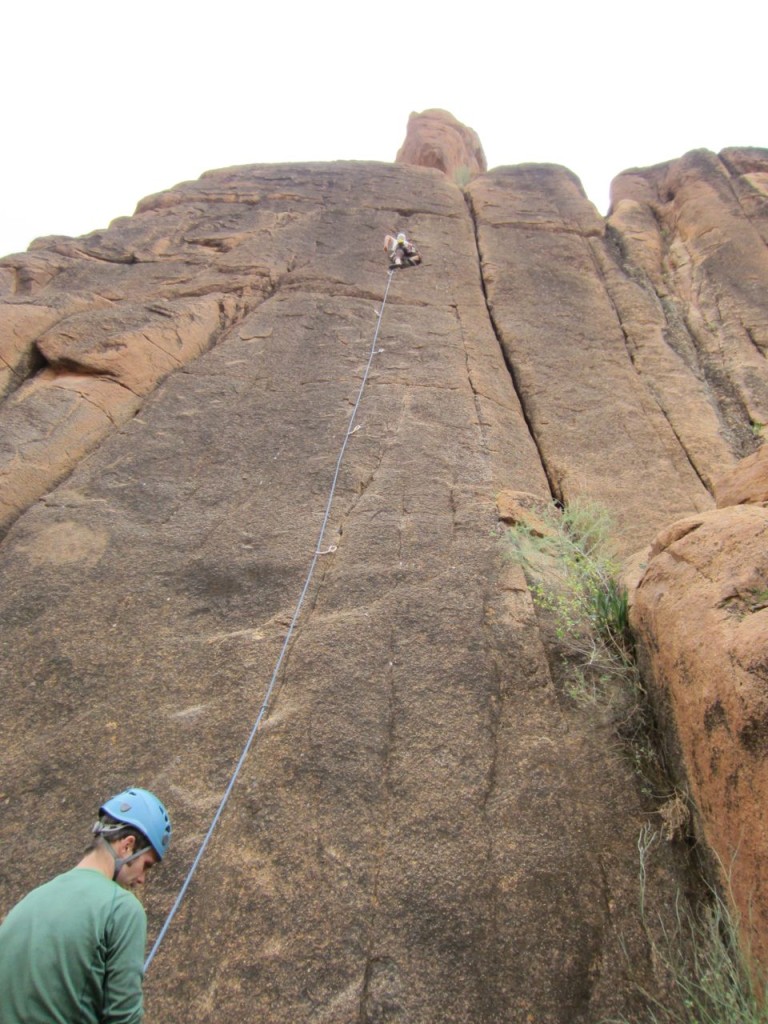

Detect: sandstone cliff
[1, 118, 767, 1021]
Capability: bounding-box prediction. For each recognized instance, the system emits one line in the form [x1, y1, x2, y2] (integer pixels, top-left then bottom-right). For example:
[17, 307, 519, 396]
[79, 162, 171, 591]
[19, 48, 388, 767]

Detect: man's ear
[117, 833, 136, 856]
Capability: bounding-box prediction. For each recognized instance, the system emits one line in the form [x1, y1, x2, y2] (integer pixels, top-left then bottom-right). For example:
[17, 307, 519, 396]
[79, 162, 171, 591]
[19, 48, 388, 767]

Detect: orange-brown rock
[631, 505, 768, 970]
[0, 304, 54, 398]
[396, 108, 486, 182]
[495, 489, 554, 536]
[714, 444, 768, 507]
[37, 296, 227, 396]
[0, 296, 230, 535]
[0, 372, 141, 528]
[0, 295, 112, 399]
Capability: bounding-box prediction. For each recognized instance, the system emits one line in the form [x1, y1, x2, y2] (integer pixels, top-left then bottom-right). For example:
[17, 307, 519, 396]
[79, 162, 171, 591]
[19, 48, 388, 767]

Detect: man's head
[96, 826, 159, 888]
[92, 788, 171, 886]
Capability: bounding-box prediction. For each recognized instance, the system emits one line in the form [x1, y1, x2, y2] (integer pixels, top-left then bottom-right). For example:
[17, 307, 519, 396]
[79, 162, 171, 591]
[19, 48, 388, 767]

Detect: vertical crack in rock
[451, 302, 490, 462]
[605, 210, 755, 460]
[716, 150, 768, 251]
[659, 215, 761, 454]
[462, 190, 560, 502]
[611, 148, 768, 444]
[466, 164, 720, 545]
[584, 234, 714, 494]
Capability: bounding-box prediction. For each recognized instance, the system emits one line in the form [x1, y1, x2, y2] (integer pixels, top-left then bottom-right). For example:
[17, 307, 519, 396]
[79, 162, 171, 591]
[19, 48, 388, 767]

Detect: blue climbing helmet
[99, 787, 172, 860]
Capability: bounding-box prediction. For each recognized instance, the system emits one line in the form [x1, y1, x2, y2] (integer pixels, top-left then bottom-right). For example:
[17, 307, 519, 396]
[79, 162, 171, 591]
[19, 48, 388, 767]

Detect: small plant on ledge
[505, 497, 634, 690]
[504, 496, 664, 792]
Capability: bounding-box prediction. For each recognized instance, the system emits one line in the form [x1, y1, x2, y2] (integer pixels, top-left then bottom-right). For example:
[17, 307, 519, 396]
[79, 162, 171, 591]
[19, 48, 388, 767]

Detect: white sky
[2, 0, 764, 259]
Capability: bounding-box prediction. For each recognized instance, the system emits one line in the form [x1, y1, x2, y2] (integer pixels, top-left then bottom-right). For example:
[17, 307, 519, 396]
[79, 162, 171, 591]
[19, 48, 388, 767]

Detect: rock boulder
[631, 504, 768, 971]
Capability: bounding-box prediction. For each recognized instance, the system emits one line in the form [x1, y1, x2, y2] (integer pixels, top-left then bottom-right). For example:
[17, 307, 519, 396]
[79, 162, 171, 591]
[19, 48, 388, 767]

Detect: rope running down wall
[144, 268, 397, 971]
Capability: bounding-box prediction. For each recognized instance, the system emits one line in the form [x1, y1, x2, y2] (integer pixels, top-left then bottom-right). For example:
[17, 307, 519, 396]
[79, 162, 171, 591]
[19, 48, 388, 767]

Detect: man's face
[116, 846, 159, 889]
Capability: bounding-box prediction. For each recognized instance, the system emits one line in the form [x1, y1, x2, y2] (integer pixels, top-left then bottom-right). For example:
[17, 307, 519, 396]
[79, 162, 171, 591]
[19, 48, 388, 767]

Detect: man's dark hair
[86, 811, 149, 853]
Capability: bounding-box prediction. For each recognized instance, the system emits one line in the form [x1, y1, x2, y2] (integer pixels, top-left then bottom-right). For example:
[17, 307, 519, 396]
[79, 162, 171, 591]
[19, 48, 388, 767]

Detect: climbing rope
[144, 268, 396, 971]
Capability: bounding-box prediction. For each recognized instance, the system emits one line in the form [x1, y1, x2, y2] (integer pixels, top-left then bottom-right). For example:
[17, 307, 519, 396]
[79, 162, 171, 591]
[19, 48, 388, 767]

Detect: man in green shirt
[0, 787, 171, 1024]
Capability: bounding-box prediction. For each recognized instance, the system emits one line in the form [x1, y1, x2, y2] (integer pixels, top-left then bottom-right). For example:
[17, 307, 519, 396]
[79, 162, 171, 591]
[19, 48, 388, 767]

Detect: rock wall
[631, 500, 768, 973]
[1, 135, 768, 1021]
[610, 148, 768, 971]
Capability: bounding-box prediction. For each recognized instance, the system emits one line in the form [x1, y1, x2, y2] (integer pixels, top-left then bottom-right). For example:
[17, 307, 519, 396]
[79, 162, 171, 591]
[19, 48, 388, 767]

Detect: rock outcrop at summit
[396, 108, 487, 182]
[1, 118, 768, 1022]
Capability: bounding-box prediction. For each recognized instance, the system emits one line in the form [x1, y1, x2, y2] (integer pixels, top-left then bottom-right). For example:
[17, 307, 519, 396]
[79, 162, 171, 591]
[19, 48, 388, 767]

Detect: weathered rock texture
[611, 147, 768, 970]
[469, 166, 720, 537]
[714, 442, 768, 506]
[396, 108, 487, 183]
[1, 133, 768, 1022]
[611, 148, 768, 440]
[631, 504, 768, 970]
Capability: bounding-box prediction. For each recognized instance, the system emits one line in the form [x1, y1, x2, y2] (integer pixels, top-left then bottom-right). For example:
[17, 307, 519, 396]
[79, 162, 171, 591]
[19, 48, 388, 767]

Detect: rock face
[714, 442, 768, 506]
[468, 165, 719, 540]
[631, 503, 768, 970]
[396, 108, 487, 182]
[611, 149, 768, 436]
[612, 147, 768, 969]
[1, 131, 768, 1022]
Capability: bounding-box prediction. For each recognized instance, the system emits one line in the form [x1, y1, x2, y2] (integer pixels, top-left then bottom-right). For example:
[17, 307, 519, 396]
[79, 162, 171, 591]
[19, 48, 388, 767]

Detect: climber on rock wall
[0, 787, 172, 1024]
[384, 232, 422, 269]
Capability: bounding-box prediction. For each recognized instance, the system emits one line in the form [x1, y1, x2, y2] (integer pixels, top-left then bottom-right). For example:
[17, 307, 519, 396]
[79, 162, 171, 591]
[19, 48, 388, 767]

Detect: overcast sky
[2, 1, 764, 259]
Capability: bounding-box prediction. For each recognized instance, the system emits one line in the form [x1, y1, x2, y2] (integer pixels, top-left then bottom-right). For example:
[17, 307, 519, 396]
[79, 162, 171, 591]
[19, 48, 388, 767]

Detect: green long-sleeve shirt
[0, 867, 147, 1024]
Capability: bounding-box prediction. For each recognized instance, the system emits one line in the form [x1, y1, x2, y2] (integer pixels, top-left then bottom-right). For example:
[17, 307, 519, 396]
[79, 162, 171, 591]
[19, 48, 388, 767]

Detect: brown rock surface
[36, 296, 226, 395]
[714, 443, 768, 507]
[631, 505, 768, 969]
[0, 372, 141, 529]
[2, 135, 768, 1020]
[495, 489, 553, 536]
[611, 148, 768, 431]
[0, 303, 54, 397]
[0, 293, 230, 536]
[0, 295, 111, 399]
[396, 109, 487, 182]
[0, 160, 690, 1024]
[468, 165, 718, 545]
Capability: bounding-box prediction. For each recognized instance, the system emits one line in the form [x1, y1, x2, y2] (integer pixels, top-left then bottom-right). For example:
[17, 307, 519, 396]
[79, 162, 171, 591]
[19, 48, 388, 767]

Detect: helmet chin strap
[105, 842, 150, 882]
